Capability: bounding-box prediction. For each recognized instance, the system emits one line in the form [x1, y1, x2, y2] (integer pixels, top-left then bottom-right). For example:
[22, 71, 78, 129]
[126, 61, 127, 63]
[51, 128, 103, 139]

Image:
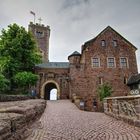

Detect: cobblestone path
[26, 100, 140, 140]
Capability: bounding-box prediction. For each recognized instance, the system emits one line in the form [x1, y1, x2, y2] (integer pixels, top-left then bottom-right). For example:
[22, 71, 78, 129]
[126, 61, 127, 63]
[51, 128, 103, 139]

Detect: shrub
[97, 83, 113, 101]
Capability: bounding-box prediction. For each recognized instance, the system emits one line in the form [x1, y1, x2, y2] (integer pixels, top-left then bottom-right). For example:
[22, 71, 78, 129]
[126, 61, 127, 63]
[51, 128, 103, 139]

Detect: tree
[0, 23, 41, 89]
[0, 57, 10, 73]
[14, 72, 39, 94]
[97, 83, 113, 101]
[0, 74, 9, 93]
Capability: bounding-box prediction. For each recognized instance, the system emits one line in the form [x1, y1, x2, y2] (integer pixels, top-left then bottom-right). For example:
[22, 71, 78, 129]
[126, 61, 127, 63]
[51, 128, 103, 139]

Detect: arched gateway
[41, 80, 60, 100]
[32, 22, 138, 111]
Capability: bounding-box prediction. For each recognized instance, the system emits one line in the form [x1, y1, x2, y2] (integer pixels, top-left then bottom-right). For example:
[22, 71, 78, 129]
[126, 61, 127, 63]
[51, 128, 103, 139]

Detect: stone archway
[41, 80, 60, 100]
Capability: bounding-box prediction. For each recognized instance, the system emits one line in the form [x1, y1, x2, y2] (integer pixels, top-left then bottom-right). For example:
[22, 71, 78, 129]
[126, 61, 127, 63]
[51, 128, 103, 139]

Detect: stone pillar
[112, 99, 119, 117]
[103, 99, 108, 113]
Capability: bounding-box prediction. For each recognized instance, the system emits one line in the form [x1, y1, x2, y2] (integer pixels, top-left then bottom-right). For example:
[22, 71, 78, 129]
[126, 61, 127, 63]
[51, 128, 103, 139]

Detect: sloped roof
[68, 51, 81, 59]
[36, 62, 69, 69]
[127, 74, 140, 85]
[82, 26, 137, 51]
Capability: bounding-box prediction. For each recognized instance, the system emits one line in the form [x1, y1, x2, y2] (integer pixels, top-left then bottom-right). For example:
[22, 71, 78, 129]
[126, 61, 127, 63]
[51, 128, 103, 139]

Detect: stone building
[28, 22, 50, 62]
[30, 23, 138, 111]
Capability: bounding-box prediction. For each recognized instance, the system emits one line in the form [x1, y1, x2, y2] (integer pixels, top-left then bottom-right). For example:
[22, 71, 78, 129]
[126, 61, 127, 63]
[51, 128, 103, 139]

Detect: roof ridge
[68, 51, 81, 59]
[82, 26, 137, 51]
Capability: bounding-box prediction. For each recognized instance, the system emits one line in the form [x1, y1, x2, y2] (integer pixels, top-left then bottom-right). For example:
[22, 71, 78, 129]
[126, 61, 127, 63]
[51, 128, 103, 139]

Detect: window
[92, 58, 100, 67]
[124, 77, 127, 84]
[120, 57, 128, 68]
[101, 40, 106, 47]
[113, 40, 117, 47]
[107, 58, 115, 68]
[35, 30, 44, 37]
[98, 77, 103, 85]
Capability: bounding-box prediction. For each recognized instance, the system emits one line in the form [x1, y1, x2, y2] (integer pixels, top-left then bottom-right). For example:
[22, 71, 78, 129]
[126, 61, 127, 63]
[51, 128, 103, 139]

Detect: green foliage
[14, 72, 38, 87]
[0, 23, 41, 92]
[0, 56, 10, 73]
[0, 23, 41, 78]
[97, 83, 113, 101]
[0, 74, 9, 92]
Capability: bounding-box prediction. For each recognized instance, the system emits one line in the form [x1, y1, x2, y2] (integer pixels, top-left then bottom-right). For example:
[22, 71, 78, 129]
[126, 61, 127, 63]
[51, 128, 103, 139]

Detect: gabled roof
[127, 74, 140, 85]
[82, 26, 137, 51]
[36, 62, 69, 69]
[68, 51, 81, 59]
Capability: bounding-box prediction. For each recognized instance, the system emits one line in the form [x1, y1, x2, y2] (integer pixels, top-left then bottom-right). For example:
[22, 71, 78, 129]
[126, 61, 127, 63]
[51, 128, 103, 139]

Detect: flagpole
[34, 15, 35, 24]
[30, 11, 36, 24]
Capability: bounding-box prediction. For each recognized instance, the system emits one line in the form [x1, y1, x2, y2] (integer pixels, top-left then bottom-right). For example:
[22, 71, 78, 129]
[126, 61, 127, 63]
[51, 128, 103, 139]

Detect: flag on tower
[30, 11, 35, 16]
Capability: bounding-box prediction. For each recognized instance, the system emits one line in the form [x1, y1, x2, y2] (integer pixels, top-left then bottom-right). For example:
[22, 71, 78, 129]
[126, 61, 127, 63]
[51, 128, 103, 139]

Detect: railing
[104, 95, 140, 127]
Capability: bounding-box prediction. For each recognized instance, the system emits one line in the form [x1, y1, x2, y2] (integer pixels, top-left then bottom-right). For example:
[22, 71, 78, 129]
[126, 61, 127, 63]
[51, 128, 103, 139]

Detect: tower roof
[68, 51, 81, 59]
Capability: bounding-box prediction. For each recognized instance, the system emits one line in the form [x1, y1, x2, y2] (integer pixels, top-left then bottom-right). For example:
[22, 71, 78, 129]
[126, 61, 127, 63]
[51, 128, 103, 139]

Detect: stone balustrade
[104, 95, 140, 127]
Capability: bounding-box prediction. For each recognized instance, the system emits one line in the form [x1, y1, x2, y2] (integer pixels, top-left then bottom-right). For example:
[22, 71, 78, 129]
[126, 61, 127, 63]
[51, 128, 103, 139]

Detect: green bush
[14, 71, 38, 94]
[97, 83, 113, 101]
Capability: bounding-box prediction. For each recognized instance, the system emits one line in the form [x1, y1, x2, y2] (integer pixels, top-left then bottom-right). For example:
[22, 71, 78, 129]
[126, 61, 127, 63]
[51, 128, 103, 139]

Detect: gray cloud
[0, 0, 140, 71]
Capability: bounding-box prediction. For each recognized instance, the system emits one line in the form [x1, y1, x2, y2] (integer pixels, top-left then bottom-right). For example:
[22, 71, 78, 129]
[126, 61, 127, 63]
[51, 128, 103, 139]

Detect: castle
[28, 22, 138, 111]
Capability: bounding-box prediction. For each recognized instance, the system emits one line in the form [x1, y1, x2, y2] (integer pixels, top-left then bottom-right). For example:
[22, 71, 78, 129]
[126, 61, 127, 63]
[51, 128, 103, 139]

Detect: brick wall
[69, 26, 138, 111]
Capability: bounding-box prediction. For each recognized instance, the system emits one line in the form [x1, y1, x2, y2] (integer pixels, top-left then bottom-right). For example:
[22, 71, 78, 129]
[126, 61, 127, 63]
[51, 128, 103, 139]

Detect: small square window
[92, 58, 100, 67]
[101, 40, 106, 47]
[113, 40, 117, 47]
[108, 58, 115, 68]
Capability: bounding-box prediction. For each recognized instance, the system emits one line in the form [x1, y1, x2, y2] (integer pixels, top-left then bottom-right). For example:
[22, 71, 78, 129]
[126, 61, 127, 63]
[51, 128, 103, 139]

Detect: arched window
[124, 77, 127, 84]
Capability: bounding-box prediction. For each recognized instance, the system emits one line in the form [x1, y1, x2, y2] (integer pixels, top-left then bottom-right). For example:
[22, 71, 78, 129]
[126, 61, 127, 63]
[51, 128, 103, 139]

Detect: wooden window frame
[107, 57, 116, 68]
[120, 57, 129, 68]
[92, 57, 100, 68]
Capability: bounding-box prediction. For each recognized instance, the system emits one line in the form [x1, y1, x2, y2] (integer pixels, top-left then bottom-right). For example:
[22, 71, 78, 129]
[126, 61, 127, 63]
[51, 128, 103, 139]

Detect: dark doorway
[44, 83, 57, 100]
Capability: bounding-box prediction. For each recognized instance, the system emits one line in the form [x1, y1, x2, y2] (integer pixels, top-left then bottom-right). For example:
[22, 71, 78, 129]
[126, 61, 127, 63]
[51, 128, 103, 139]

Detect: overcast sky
[0, 0, 140, 72]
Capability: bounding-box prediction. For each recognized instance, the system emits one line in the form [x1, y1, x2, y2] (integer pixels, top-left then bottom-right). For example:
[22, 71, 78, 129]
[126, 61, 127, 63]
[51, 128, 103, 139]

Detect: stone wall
[36, 67, 70, 99]
[28, 22, 50, 62]
[0, 99, 46, 140]
[69, 26, 138, 111]
[104, 95, 140, 127]
[0, 95, 34, 102]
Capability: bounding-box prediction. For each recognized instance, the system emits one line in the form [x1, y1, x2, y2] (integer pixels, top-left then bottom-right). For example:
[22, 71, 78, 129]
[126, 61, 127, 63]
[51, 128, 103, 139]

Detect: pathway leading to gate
[26, 100, 140, 140]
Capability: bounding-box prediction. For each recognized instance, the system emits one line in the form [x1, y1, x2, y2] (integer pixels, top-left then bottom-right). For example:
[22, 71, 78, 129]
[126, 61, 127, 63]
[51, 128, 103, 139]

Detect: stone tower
[28, 22, 50, 62]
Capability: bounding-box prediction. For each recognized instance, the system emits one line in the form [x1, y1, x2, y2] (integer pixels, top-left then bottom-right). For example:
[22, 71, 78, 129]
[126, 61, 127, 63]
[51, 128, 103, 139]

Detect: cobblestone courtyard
[26, 100, 140, 140]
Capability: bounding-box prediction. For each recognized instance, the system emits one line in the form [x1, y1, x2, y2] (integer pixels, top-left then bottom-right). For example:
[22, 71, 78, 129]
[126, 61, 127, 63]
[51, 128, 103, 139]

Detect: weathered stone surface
[0, 99, 46, 140]
[135, 105, 140, 113]
[0, 95, 34, 102]
[104, 95, 140, 127]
